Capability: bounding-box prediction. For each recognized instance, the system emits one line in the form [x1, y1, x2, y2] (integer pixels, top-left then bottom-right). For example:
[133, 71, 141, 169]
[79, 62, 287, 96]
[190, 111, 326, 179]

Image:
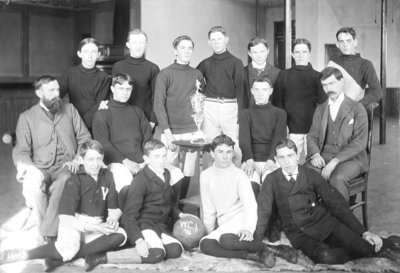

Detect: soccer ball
[173, 215, 206, 249]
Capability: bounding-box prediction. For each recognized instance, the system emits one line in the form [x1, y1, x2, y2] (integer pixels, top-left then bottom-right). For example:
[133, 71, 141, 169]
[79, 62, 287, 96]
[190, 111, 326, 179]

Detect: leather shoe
[265, 244, 297, 264]
[244, 251, 275, 268]
[387, 235, 400, 250]
[44, 258, 63, 272]
[0, 249, 28, 264]
[85, 253, 107, 272]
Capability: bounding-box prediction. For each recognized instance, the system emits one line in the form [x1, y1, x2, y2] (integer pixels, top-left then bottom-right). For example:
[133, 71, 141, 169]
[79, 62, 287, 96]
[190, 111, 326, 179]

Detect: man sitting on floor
[199, 134, 297, 268]
[255, 139, 400, 264]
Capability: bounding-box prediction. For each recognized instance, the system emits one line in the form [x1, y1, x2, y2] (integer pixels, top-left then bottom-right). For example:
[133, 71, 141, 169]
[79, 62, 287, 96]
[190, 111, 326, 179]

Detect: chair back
[365, 102, 379, 163]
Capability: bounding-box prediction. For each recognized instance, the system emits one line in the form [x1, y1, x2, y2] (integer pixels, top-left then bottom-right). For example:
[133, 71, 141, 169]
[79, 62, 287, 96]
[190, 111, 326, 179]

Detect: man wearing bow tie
[306, 67, 368, 201]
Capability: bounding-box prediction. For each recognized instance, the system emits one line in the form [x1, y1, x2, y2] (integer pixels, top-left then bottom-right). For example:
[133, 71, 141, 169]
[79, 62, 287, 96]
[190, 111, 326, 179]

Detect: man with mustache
[306, 67, 368, 201]
[12, 75, 91, 242]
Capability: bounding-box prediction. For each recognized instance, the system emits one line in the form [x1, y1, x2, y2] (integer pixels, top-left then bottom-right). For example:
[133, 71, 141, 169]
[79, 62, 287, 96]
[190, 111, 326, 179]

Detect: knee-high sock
[219, 233, 265, 253]
[200, 238, 247, 259]
[106, 247, 142, 264]
[27, 243, 63, 260]
[75, 233, 125, 258]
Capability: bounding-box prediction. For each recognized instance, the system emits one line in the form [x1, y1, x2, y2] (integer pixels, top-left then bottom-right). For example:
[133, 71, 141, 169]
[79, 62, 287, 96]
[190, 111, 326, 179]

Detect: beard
[43, 96, 62, 114]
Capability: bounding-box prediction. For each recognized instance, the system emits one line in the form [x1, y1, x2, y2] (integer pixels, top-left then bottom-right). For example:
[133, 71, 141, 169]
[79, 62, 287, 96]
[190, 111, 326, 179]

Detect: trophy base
[190, 132, 207, 144]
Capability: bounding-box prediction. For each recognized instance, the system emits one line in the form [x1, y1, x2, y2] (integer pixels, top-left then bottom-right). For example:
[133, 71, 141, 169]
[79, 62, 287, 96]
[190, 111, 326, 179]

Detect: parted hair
[78, 38, 99, 51]
[248, 37, 269, 51]
[112, 73, 133, 86]
[172, 35, 194, 49]
[144, 139, 166, 156]
[251, 76, 273, 88]
[210, 134, 235, 151]
[336, 27, 356, 40]
[79, 140, 104, 157]
[127, 29, 148, 41]
[274, 139, 298, 155]
[292, 38, 311, 52]
[320, 67, 343, 81]
[208, 26, 227, 38]
[33, 75, 57, 91]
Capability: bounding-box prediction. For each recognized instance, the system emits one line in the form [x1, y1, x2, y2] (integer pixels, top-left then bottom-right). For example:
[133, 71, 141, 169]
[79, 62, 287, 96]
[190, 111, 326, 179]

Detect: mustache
[327, 91, 336, 96]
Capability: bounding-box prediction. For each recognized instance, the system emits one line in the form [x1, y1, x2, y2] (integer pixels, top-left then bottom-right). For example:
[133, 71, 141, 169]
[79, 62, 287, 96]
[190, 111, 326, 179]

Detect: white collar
[328, 92, 345, 106]
[39, 101, 50, 112]
[252, 61, 266, 70]
[148, 165, 165, 182]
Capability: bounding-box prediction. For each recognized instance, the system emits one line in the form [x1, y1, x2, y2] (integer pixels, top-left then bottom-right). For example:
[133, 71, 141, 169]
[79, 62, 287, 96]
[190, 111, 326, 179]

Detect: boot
[0, 249, 28, 264]
[265, 244, 297, 264]
[244, 250, 275, 268]
[44, 258, 63, 272]
[85, 252, 107, 272]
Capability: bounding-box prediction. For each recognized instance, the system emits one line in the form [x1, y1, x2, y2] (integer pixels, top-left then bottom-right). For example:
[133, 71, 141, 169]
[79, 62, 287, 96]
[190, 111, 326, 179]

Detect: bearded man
[12, 75, 91, 242]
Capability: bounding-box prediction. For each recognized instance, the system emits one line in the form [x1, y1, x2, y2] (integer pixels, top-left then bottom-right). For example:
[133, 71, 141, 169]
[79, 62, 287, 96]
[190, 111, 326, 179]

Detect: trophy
[190, 79, 207, 143]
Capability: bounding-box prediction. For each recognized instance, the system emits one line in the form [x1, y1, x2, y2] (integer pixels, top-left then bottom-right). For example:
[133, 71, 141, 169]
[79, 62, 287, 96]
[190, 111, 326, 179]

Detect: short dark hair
[112, 73, 133, 87]
[127, 29, 148, 42]
[320, 67, 343, 81]
[292, 38, 311, 52]
[274, 139, 298, 155]
[34, 75, 57, 91]
[144, 139, 166, 156]
[78, 38, 99, 51]
[336, 27, 356, 40]
[248, 37, 269, 51]
[79, 140, 104, 157]
[210, 134, 235, 151]
[172, 35, 194, 49]
[251, 77, 273, 88]
[208, 26, 227, 38]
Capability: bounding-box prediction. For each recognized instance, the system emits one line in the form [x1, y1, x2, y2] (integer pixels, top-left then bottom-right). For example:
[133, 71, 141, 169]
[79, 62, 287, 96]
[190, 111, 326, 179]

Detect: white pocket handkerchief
[348, 119, 354, 125]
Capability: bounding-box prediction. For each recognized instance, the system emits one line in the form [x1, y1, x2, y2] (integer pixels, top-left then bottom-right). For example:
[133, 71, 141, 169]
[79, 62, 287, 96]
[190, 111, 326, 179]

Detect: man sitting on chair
[306, 67, 368, 201]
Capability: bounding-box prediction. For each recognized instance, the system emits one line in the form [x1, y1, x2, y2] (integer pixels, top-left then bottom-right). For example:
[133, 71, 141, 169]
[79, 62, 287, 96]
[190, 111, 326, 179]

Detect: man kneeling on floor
[199, 134, 297, 268]
[1, 140, 126, 272]
[255, 139, 400, 264]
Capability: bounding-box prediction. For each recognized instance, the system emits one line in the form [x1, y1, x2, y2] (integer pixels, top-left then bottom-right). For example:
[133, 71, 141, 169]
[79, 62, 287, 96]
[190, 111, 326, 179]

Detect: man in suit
[255, 139, 400, 265]
[306, 67, 368, 201]
[12, 75, 91, 241]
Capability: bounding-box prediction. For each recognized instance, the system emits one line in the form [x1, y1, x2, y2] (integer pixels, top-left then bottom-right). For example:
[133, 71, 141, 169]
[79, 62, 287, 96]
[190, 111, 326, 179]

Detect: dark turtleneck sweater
[328, 53, 382, 106]
[58, 64, 111, 130]
[154, 62, 204, 134]
[112, 55, 160, 123]
[239, 103, 287, 162]
[273, 63, 327, 134]
[197, 50, 247, 109]
[92, 98, 152, 164]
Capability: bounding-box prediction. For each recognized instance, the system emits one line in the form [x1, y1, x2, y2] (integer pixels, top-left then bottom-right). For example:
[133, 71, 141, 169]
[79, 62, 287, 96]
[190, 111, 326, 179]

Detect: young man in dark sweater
[154, 35, 204, 199]
[239, 77, 287, 197]
[197, 26, 246, 165]
[112, 29, 160, 127]
[328, 27, 382, 107]
[59, 38, 111, 132]
[245, 37, 281, 107]
[93, 73, 153, 191]
[273, 38, 327, 162]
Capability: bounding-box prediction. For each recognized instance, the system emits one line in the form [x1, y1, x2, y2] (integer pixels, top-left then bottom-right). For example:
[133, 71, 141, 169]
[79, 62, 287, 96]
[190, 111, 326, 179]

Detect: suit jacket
[120, 166, 181, 245]
[307, 95, 368, 170]
[255, 166, 367, 248]
[12, 103, 91, 169]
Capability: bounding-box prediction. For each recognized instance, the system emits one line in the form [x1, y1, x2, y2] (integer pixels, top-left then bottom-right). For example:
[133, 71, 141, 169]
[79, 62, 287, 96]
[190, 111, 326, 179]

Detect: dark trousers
[297, 221, 374, 264]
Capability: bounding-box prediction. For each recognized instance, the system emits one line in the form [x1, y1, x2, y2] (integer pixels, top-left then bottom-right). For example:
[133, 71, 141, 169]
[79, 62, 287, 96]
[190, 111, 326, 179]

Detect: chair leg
[361, 190, 368, 229]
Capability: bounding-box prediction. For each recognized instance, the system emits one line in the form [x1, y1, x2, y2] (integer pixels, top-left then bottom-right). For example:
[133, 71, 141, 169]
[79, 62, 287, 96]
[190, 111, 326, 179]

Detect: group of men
[3, 24, 399, 272]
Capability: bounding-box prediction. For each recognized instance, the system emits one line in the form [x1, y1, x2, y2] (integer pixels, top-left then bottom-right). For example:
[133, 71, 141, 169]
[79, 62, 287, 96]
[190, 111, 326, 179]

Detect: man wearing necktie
[255, 139, 400, 265]
[306, 67, 368, 201]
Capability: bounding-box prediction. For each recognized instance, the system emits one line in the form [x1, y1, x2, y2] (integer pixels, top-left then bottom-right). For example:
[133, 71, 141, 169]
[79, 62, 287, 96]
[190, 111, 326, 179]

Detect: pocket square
[348, 119, 354, 124]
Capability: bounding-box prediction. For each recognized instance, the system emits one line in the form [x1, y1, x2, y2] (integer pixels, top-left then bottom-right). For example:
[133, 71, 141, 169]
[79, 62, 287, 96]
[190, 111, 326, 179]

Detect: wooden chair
[347, 102, 379, 229]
